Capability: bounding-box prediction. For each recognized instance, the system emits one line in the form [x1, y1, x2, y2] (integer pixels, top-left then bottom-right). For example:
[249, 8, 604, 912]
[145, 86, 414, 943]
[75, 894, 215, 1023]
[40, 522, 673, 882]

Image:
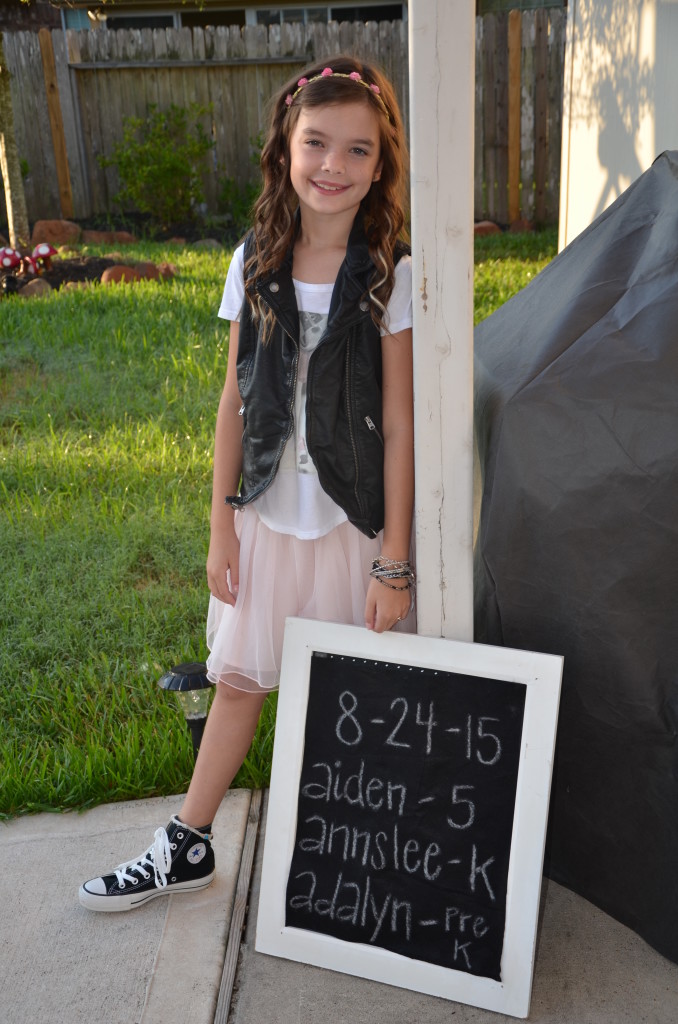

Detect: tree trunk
[0, 33, 30, 249]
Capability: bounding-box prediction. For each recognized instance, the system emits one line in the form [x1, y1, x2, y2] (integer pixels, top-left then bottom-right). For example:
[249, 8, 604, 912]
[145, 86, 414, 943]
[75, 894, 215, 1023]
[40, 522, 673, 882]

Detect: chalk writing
[285, 654, 526, 981]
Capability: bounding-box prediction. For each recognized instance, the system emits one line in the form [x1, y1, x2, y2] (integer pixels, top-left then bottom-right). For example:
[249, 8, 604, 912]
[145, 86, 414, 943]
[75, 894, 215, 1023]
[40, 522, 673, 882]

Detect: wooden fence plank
[206, 27, 226, 198]
[16, 31, 47, 218]
[174, 27, 195, 114]
[8, 32, 45, 219]
[227, 24, 253, 186]
[474, 17, 484, 218]
[64, 28, 92, 217]
[152, 28, 172, 115]
[95, 28, 118, 210]
[534, 8, 548, 224]
[2, 35, 27, 221]
[546, 9, 565, 223]
[50, 29, 87, 218]
[191, 28, 217, 210]
[482, 14, 497, 221]
[321, 20, 341, 58]
[139, 28, 157, 107]
[77, 31, 107, 213]
[507, 10, 521, 224]
[520, 12, 536, 223]
[494, 13, 509, 225]
[30, 30, 61, 219]
[38, 28, 74, 218]
[378, 19, 392, 85]
[210, 28, 236, 193]
[396, 19, 409, 138]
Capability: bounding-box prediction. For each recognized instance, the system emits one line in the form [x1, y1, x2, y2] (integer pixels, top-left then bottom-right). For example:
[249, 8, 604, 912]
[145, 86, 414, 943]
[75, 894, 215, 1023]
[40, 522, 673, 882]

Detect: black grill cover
[474, 151, 678, 963]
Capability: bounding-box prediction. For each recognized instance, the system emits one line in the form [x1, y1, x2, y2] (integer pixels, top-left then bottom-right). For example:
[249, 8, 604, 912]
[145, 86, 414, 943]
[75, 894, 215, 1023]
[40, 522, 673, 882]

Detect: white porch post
[409, 1, 476, 641]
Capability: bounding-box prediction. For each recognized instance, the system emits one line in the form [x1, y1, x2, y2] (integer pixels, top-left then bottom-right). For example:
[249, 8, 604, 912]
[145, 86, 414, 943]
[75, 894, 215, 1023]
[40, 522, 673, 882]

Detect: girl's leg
[79, 681, 267, 912]
[178, 681, 268, 828]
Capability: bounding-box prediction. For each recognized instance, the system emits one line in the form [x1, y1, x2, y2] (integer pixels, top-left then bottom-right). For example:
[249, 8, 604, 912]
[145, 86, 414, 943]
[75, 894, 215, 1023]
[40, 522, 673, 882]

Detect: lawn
[0, 228, 557, 819]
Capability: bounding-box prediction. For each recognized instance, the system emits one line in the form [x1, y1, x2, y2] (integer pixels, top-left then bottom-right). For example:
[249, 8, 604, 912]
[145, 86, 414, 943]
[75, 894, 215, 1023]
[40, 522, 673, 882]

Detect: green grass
[474, 227, 557, 324]
[0, 229, 556, 819]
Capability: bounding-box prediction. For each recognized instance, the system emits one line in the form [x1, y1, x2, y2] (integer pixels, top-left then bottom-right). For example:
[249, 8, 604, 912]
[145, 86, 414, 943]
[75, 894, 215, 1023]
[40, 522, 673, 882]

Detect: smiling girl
[80, 55, 415, 912]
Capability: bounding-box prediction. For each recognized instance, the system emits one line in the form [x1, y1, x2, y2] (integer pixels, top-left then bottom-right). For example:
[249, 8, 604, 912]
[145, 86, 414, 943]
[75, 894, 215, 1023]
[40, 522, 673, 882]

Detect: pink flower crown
[284, 68, 391, 121]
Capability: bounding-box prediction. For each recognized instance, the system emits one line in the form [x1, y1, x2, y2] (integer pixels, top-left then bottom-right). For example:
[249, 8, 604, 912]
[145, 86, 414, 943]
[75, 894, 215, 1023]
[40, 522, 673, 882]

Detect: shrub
[216, 131, 263, 238]
[101, 104, 215, 227]
[217, 175, 260, 238]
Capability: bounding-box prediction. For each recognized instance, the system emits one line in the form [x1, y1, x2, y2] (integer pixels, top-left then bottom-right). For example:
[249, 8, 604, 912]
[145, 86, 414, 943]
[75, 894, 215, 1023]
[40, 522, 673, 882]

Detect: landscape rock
[168, 237, 187, 246]
[31, 220, 81, 246]
[20, 278, 53, 298]
[509, 218, 534, 233]
[474, 220, 502, 236]
[40, 256, 115, 290]
[133, 261, 161, 280]
[101, 264, 142, 285]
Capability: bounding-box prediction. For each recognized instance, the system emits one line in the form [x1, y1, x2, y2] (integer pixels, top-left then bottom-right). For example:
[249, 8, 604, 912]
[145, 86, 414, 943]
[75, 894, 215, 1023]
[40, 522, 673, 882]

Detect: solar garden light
[157, 662, 212, 759]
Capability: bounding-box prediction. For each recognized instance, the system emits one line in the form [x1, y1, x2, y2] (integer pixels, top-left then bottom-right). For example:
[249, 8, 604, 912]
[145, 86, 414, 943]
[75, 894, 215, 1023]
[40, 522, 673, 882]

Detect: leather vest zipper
[364, 415, 384, 446]
[345, 338, 365, 517]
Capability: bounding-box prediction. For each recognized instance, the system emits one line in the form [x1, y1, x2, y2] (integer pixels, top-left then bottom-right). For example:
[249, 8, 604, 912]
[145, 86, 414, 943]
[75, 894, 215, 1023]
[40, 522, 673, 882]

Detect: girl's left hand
[364, 577, 411, 633]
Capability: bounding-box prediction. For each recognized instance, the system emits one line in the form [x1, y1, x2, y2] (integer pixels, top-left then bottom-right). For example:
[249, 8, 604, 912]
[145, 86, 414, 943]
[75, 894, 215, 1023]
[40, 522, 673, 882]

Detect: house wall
[0, 0, 60, 32]
[559, 0, 678, 248]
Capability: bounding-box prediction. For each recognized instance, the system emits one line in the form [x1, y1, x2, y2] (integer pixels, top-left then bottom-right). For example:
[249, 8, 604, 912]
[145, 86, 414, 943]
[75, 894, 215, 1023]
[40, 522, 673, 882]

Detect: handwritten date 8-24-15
[334, 689, 504, 764]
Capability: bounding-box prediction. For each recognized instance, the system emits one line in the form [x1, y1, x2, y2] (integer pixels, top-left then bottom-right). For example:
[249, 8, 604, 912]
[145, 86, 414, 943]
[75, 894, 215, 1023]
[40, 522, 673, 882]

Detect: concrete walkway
[0, 792, 252, 1024]
[1, 791, 676, 1024]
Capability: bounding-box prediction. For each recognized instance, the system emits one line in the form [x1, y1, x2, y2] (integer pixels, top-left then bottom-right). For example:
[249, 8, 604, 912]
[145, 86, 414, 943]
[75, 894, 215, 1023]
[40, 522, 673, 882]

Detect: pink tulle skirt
[206, 507, 416, 692]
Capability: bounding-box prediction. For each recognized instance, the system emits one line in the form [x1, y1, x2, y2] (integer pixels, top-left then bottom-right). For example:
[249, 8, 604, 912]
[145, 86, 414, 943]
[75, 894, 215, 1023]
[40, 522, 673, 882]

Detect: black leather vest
[227, 216, 409, 537]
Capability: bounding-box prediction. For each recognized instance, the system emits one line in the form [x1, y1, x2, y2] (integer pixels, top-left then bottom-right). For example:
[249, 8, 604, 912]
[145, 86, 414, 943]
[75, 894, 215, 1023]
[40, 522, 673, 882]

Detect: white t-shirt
[218, 243, 413, 539]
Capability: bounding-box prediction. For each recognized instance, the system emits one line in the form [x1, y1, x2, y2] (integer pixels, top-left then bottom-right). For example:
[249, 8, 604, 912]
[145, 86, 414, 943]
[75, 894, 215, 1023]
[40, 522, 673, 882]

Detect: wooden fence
[2, 12, 564, 228]
[476, 7, 565, 225]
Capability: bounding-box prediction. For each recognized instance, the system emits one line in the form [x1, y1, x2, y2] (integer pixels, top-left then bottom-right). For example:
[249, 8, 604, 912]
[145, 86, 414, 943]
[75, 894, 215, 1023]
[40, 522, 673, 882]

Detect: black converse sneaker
[79, 816, 215, 912]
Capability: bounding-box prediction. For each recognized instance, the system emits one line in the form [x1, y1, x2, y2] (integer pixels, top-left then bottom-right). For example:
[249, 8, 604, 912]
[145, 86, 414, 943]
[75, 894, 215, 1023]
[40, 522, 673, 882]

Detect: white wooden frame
[256, 619, 563, 1018]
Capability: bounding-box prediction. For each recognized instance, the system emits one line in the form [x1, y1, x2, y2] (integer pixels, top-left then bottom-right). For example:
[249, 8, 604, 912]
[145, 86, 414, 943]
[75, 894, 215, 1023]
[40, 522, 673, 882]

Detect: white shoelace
[114, 827, 172, 890]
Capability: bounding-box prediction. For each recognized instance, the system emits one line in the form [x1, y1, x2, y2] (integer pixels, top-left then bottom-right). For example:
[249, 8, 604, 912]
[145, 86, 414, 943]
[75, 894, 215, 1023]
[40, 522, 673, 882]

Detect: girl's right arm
[206, 321, 244, 606]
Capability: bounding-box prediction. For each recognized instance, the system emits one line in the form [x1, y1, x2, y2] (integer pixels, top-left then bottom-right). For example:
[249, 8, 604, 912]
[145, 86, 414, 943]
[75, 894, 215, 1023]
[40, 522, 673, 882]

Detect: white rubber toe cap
[81, 877, 107, 895]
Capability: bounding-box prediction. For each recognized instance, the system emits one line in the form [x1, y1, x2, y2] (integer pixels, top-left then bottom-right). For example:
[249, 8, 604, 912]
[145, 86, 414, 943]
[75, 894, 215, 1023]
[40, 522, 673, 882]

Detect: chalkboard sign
[256, 620, 562, 1018]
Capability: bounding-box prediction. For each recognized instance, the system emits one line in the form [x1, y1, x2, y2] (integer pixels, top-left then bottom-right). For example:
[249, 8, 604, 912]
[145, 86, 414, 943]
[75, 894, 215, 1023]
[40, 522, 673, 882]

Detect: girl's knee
[213, 681, 267, 709]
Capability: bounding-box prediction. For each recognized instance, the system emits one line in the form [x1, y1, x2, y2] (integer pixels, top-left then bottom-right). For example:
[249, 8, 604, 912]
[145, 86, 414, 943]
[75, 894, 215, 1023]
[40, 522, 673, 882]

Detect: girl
[79, 55, 415, 911]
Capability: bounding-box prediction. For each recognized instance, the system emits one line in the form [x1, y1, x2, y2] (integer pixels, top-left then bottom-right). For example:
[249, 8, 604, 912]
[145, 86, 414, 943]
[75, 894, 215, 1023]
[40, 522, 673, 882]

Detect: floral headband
[284, 67, 391, 122]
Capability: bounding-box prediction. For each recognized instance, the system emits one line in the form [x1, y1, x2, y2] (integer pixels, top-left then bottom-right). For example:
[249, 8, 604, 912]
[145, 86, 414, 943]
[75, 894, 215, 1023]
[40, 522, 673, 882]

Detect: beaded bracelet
[370, 556, 416, 590]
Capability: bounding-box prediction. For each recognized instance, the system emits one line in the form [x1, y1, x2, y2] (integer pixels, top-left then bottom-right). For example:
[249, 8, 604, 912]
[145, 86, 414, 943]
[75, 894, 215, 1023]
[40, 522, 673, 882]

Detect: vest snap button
[269, 281, 279, 293]
[359, 300, 369, 312]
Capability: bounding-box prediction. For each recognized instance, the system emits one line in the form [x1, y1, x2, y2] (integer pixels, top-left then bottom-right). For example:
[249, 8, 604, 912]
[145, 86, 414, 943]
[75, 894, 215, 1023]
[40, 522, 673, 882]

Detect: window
[477, 0, 565, 13]
[62, 10, 91, 30]
[181, 9, 247, 29]
[104, 15, 174, 30]
[249, 4, 405, 27]
[330, 4, 404, 21]
[254, 8, 327, 25]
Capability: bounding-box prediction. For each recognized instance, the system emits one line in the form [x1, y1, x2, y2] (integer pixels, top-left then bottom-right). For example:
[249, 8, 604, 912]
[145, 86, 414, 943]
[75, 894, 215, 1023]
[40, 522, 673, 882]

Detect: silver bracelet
[370, 557, 416, 589]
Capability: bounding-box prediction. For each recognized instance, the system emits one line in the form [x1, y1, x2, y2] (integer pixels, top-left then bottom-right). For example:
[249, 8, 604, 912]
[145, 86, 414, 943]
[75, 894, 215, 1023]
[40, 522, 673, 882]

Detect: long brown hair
[245, 54, 409, 340]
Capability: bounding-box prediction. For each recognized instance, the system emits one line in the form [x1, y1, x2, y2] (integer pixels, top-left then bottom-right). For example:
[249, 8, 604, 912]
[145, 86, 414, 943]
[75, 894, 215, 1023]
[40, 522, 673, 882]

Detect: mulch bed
[39, 256, 117, 290]
[0, 256, 117, 294]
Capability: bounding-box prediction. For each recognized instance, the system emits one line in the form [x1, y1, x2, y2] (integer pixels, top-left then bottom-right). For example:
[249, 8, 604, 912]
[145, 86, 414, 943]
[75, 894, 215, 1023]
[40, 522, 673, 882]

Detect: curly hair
[245, 54, 409, 341]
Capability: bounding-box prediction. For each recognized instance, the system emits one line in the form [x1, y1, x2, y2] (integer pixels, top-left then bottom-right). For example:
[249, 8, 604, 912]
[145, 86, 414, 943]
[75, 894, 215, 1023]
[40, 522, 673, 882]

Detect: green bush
[217, 175, 260, 238]
[102, 104, 215, 227]
[217, 132, 263, 238]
